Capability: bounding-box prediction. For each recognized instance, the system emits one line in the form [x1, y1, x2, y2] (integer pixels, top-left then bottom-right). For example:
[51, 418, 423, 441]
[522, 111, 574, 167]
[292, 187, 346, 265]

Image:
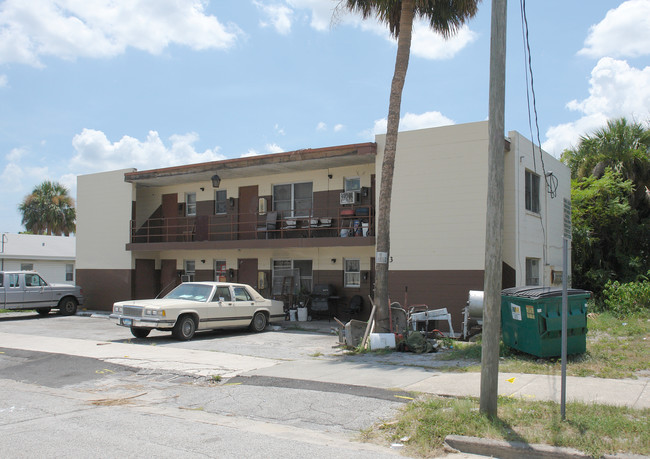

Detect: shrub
[601, 272, 650, 317]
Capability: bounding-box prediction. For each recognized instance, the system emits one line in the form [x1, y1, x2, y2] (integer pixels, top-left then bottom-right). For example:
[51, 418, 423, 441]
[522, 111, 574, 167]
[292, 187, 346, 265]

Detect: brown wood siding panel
[160, 259, 178, 296]
[77, 269, 133, 311]
[134, 259, 157, 299]
[388, 270, 485, 331]
[195, 269, 213, 282]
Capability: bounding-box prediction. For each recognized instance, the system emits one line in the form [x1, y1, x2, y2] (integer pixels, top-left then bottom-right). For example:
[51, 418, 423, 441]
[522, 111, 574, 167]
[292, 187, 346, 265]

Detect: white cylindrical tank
[467, 290, 484, 320]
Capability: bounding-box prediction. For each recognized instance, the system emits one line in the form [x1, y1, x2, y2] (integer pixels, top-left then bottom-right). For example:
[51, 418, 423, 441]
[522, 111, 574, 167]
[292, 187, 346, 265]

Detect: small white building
[0, 233, 76, 284]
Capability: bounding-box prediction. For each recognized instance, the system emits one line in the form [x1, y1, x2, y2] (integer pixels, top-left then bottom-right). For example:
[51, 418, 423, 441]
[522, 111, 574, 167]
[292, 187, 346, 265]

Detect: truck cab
[0, 271, 84, 316]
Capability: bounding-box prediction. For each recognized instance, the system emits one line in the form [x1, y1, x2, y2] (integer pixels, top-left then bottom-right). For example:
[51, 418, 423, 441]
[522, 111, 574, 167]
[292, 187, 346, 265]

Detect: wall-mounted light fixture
[200, 187, 205, 191]
[211, 174, 221, 188]
[200, 259, 206, 264]
[331, 258, 336, 264]
[328, 174, 333, 179]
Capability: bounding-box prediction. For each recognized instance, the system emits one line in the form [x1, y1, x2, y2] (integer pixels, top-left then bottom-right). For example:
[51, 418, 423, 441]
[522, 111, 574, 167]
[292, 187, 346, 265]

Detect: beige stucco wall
[76, 169, 136, 270]
[134, 246, 374, 273]
[505, 131, 571, 286]
[375, 121, 490, 271]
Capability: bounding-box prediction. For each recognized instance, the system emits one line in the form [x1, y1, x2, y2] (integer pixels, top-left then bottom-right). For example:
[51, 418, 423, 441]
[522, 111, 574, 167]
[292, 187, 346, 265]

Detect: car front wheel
[172, 315, 196, 341]
[58, 297, 78, 316]
[131, 327, 151, 339]
[249, 311, 268, 333]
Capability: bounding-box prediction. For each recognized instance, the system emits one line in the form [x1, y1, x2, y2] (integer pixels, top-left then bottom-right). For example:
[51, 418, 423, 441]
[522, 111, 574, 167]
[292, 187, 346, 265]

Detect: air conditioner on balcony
[340, 191, 359, 205]
[180, 274, 194, 283]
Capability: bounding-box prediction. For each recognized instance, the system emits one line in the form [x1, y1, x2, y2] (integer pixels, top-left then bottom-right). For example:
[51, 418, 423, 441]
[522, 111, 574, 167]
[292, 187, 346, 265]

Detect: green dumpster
[501, 287, 591, 358]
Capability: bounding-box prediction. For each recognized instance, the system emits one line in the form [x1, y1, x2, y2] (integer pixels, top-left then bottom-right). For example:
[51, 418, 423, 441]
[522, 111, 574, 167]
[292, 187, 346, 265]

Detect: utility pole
[480, 0, 507, 417]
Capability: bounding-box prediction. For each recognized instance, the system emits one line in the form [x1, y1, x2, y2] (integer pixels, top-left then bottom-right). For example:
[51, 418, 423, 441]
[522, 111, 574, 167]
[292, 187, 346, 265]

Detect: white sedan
[110, 282, 285, 340]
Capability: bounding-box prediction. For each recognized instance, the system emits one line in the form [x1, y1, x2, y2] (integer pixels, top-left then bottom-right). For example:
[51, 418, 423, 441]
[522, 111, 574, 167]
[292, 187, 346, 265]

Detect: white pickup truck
[0, 271, 84, 316]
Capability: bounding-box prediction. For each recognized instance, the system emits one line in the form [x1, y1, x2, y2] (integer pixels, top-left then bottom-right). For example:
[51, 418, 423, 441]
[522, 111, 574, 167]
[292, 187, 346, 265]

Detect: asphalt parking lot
[0, 311, 345, 361]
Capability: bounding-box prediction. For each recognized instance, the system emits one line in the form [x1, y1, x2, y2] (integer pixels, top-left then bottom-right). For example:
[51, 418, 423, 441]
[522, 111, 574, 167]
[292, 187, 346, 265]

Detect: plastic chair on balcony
[257, 211, 278, 239]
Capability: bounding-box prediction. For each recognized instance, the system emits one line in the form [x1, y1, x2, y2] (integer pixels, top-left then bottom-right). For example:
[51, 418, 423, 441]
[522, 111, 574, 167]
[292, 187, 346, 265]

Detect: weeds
[370, 396, 649, 458]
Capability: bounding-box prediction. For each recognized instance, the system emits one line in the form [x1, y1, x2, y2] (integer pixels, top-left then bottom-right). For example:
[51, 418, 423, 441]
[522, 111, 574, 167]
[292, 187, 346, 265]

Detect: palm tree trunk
[374, 0, 414, 333]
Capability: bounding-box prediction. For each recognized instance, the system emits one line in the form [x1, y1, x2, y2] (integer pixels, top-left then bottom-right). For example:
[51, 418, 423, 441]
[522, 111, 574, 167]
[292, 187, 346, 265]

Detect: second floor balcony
[127, 205, 375, 250]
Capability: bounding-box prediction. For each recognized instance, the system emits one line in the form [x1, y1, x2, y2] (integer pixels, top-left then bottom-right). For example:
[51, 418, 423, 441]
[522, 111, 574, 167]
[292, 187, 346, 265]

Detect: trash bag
[397, 331, 436, 354]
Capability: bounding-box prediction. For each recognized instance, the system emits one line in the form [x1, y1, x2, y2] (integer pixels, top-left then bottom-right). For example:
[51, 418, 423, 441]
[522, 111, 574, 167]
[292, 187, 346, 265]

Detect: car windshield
[164, 284, 213, 302]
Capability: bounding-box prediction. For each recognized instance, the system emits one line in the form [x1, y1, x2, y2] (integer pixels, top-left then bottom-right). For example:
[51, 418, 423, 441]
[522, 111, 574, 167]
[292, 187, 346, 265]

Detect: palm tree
[561, 117, 650, 216]
[19, 181, 76, 236]
[340, 0, 481, 332]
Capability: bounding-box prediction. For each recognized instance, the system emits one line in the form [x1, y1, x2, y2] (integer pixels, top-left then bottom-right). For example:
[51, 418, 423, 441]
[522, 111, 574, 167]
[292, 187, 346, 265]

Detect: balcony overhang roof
[125, 142, 377, 187]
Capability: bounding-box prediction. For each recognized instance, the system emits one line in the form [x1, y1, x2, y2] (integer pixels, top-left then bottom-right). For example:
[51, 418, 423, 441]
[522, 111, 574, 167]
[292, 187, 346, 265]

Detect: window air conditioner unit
[181, 274, 194, 283]
[340, 191, 358, 205]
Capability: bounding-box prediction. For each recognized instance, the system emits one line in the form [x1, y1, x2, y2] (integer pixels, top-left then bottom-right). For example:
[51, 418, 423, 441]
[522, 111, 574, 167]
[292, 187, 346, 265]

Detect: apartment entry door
[238, 185, 258, 240]
[237, 259, 258, 290]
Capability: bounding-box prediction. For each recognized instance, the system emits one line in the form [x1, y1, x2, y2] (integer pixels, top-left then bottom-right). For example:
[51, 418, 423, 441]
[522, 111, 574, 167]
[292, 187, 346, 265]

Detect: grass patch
[367, 395, 649, 458]
[308, 352, 323, 357]
[437, 312, 650, 379]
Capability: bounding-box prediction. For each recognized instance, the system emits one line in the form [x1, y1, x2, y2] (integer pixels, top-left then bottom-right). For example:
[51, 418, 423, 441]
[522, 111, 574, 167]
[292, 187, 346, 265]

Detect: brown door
[134, 259, 157, 299]
[160, 259, 178, 297]
[238, 258, 258, 289]
[238, 185, 258, 240]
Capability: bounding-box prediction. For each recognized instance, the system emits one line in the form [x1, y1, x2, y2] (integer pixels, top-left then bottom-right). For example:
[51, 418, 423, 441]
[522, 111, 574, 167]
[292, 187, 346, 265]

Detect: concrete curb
[444, 435, 649, 459]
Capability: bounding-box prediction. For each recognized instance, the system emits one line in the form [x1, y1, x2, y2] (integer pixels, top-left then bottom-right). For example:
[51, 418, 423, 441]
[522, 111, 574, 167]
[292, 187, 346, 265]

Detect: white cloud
[287, 0, 335, 31]
[411, 23, 478, 60]
[6, 147, 26, 162]
[366, 110, 454, 138]
[579, 0, 650, 59]
[241, 143, 284, 157]
[266, 143, 284, 153]
[69, 128, 225, 172]
[0, 74, 7, 87]
[0, 0, 242, 66]
[543, 58, 650, 155]
[274, 123, 285, 135]
[333, 123, 344, 132]
[316, 121, 327, 131]
[254, 1, 293, 35]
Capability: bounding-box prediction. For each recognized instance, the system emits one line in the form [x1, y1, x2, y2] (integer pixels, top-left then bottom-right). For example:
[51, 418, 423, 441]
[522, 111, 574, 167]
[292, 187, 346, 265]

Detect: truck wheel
[172, 315, 196, 341]
[131, 327, 151, 339]
[58, 297, 78, 316]
[36, 308, 51, 316]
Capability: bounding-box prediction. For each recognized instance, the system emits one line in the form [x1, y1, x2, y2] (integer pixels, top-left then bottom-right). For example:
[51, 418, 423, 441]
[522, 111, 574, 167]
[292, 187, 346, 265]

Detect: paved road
[0, 312, 485, 458]
[1, 347, 416, 458]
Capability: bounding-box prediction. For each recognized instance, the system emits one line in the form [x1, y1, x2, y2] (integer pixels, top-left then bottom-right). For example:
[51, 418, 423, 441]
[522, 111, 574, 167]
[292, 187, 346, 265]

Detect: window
[233, 286, 253, 301]
[525, 170, 540, 213]
[66, 264, 74, 282]
[344, 259, 361, 288]
[213, 286, 232, 302]
[215, 190, 227, 214]
[186, 192, 197, 216]
[21, 263, 34, 271]
[526, 258, 540, 286]
[272, 259, 313, 294]
[344, 177, 361, 192]
[272, 182, 313, 218]
[8, 273, 20, 288]
[183, 260, 195, 282]
[25, 274, 46, 287]
[214, 260, 227, 282]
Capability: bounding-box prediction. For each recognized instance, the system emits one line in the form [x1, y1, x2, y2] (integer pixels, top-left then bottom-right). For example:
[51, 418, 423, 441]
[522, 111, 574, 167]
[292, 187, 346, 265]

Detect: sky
[1, 0, 649, 234]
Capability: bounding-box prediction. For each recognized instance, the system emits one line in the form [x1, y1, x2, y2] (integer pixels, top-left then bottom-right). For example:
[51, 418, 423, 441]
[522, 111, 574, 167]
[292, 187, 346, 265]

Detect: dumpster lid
[501, 286, 591, 299]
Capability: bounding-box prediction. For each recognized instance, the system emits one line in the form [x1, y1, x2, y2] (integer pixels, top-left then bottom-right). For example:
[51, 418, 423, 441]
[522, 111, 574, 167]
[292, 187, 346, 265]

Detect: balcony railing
[130, 206, 374, 244]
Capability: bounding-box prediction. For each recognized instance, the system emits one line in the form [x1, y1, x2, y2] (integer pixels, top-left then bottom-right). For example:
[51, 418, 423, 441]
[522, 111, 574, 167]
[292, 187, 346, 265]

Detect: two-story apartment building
[76, 121, 570, 329]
